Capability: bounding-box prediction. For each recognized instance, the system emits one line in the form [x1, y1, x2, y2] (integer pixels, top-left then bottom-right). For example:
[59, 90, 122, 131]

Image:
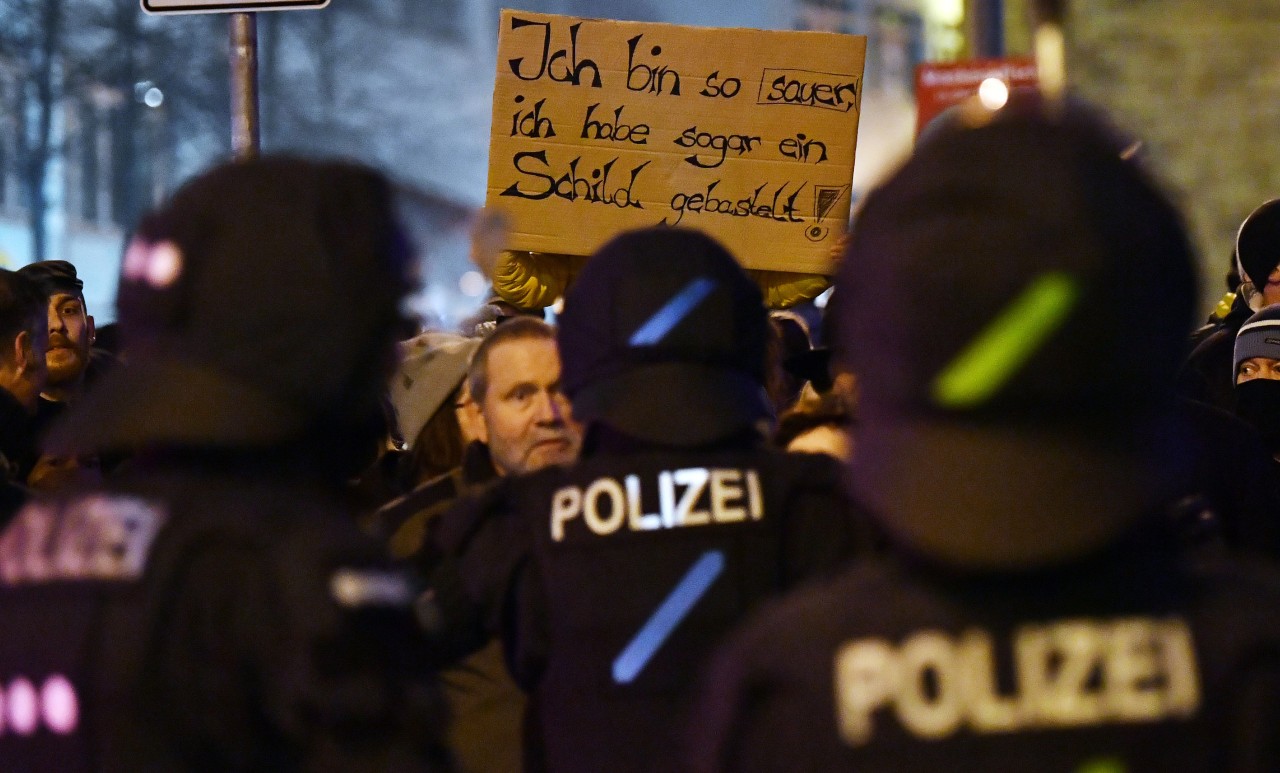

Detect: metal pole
[968, 0, 1005, 58]
[230, 12, 260, 159]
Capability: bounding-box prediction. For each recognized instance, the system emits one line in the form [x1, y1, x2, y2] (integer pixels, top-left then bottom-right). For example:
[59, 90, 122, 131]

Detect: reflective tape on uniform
[0, 675, 80, 737]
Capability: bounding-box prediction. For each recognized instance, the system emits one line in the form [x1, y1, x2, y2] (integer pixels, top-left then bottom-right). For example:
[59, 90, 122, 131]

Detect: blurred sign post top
[915, 58, 1038, 135]
[139, 0, 329, 159]
[141, 0, 327, 14]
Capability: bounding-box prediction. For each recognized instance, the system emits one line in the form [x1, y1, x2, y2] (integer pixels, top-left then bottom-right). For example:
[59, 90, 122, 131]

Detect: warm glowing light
[978, 77, 1010, 111]
[924, 0, 964, 27]
[146, 241, 184, 288]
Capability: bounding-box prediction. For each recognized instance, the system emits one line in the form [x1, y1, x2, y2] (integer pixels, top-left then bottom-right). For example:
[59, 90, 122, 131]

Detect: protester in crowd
[348, 332, 482, 516]
[14, 261, 116, 491]
[0, 157, 450, 771]
[774, 291, 879, 537]
[375, 317, 578, 556]
[765, 310, 811, 416]
[373, 316, 579, 773]
[422, 227, 867, 773]
[466, 316, 581, 478]
[387, 331, 483, 489]
[690, 98, 1280, 771]
[1233, 304, 1280, 461]
[16, 261, 103, 407]
[1157, 301, 1280, 560]
[1180, 198, 1280, 410]
[0, 270, 48, 521]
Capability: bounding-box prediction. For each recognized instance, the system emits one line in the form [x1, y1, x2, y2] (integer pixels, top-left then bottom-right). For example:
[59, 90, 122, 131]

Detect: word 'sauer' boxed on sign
[485, 10, 867, 275]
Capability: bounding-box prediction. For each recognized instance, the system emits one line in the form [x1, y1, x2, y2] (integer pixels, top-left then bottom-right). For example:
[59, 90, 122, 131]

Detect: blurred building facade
[1068, 0, 1280, 310]
[3, 0, 1268, 323]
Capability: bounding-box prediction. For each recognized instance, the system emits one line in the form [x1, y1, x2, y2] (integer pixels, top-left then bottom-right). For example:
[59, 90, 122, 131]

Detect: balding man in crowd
[376, 316, 582, 773]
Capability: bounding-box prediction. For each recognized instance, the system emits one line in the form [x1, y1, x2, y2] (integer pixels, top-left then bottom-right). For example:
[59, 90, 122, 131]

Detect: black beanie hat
[838, 95, 1197, 571]
[1238, 198, 1280, 290]
[1234, 304, 1280, 378]
[17, 260, 84, 298]
[557, 227, 771, 446]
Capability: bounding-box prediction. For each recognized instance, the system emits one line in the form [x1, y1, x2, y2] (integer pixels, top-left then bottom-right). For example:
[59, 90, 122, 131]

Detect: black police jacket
[0, 454, 451, 772]
[689, 526, 1280, 773]
[0, 385, 38, 486]
[427, 443, 866, 773]
[370, 442, 523, 773]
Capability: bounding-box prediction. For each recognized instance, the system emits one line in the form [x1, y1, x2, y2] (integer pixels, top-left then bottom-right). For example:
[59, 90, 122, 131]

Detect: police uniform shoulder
[188, 487, 418, 624]
[187, 480, 372, 554]
[716, 560, 896, 672]
[430, 473, 527, 554]
[758, 446, 850, 498]
[114, 471, 390, 579]
[1189, 556, 1280, 606]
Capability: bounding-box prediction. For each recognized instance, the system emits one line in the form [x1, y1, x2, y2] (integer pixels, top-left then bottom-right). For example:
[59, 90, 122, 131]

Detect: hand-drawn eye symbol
[806, 225, 829, 242]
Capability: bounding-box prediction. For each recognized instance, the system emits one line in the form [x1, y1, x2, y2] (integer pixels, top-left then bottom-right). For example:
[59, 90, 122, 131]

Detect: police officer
[0, 158, 451, 771]
[689, 100, 1280, 771]
[425, 227, 865, 772]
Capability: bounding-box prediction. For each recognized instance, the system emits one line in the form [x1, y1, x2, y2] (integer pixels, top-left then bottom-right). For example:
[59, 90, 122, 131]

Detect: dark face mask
[1235, 378, 1280, 453]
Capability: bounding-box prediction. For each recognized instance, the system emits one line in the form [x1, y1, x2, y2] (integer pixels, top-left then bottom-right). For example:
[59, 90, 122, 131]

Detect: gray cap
[387, 332, 480, 448]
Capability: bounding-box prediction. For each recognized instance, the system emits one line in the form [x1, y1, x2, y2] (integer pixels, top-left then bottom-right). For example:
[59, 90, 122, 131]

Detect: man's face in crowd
[1262, 267, 1280, 306]
[45, 291, 94, 387]
[1237, 356, 1280, 384]
[478, 336, 582, 476]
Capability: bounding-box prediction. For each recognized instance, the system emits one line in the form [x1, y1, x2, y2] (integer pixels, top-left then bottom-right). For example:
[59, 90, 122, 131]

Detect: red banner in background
[915, 58, 1038, 135]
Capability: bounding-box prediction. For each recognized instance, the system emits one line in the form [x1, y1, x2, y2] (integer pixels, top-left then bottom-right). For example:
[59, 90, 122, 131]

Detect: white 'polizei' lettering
[834, 617, 1200, 746]
[549, 467, 763, 541]
[0, 496, 167, 585]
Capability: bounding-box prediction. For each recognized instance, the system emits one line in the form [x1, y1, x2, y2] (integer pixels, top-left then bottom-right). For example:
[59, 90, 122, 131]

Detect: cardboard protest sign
[915, 58, 1038, 136]
[485, 10, 867, 275]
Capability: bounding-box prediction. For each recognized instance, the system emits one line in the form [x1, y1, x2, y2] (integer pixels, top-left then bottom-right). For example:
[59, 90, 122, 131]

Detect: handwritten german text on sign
[485, 11, 867, 275]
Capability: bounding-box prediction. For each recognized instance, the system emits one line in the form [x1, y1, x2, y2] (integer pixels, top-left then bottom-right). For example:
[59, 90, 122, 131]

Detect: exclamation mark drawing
[807, 184, 850, 242]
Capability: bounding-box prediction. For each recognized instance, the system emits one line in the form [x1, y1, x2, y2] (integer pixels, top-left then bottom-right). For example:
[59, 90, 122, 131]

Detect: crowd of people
[1, 92, 1280, 771]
